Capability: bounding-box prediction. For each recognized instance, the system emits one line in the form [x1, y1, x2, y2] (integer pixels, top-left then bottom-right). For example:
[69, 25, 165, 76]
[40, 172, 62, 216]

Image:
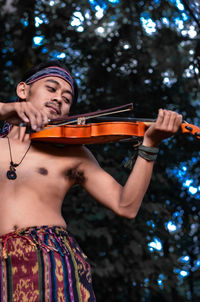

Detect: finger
[34, 111, 45, 130]
[23, 104, 44, 130]
[28, 104, 50, 129]
[40, 111, 49, 127]
[171, 113, 182, 132]
[156, 109, 165, 127]
[156, 109, 172, 129]
[26, 106, 43, 130]
[17, 110, 30, 124]
[165, 111, 178, 131]
[26, 111, 38, 130]
[163, 110, 174, 130]
[13, 102, 29, 124]
[163, 111, 182, 133]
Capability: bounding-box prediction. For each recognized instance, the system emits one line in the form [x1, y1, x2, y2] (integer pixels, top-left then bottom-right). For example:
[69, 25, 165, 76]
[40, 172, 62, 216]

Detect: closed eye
[46, 85, 56, 92]
[63, 96, 71, 104]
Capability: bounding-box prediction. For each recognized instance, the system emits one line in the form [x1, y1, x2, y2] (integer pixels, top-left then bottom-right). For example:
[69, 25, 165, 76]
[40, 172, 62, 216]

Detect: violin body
[30, 121, 200, 144]
[30, 121, 148, 144]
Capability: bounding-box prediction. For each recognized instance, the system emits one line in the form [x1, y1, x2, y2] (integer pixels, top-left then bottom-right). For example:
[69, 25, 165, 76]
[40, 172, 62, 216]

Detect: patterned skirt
[0, 225, 96, 302]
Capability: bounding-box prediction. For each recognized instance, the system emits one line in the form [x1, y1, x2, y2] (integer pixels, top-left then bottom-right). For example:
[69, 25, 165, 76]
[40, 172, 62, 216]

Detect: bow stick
[23, 103, 134, 132]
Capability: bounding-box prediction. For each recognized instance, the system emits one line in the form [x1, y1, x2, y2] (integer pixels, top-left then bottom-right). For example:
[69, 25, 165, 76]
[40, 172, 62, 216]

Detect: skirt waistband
[0, 225, 70, 259]
[0, 225, 67, 238]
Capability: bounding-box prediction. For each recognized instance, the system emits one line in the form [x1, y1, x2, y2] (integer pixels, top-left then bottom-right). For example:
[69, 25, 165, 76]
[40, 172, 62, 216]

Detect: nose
[52, 95, 62, 104]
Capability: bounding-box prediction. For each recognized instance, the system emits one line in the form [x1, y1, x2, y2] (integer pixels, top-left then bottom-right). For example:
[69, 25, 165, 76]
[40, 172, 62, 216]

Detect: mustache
[45, 101, 61, 115]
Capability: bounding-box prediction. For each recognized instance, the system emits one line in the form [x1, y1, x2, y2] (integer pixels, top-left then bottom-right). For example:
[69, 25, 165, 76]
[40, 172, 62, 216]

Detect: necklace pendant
[7, 165, 17, 180]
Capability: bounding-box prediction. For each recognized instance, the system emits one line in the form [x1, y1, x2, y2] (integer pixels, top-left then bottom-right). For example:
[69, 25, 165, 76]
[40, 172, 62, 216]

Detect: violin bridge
[77, 117, 86, 125]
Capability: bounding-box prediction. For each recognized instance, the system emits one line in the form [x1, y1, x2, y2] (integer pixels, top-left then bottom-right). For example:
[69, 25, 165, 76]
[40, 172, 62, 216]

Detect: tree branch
[181, 0, 200, 31]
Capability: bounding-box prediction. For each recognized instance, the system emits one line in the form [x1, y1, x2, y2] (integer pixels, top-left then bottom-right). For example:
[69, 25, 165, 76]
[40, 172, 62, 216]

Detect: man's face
[24, 76, 73, 119]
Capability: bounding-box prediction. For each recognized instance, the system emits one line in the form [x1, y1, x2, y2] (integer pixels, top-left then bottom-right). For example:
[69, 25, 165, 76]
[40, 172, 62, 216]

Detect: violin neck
[143, 121, 155, 127]
[86, 117, 156, 124]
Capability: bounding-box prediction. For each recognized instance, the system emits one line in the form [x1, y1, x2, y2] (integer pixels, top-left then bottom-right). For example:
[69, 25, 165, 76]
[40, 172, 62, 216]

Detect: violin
[29, 103, 200, 144]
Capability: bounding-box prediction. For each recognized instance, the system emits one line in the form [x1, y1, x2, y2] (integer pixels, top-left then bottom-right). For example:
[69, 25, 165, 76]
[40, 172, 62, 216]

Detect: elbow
[112, 196, 141, 219]
[116, 208, 138, 220]
[123, 212, 137, 220]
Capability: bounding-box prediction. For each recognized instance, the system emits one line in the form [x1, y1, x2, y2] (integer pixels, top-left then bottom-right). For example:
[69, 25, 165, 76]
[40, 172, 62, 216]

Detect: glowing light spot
[95, 6, 104, 19]
[176, 0, 184, 11]
[148, 238, 162, 251]
[56, 53, 66, 59]
[167, 221, 177, 232]
[183, 179, 193, 187]
[188, 26, 197, 38]
[157, 279, 163, 286]
[180, 270, 189, 277]
[97, 27, 104, 34]
[179, 255, 190, 263]
[140, 17, 156, 35]
[163, 77, 169, 84]
[33, 36, 44, 46]
[71, 12, 84, 28]
[189, 186, 197, 194]
[108, 0, 120, 3]
[74, 11, 84, 22]
[35, 16, 43, 28]
[124, 44, 130, 49]
[162, 17, 169, 26]
[77, 26, 84, 32]
[176, 19, 184, 30]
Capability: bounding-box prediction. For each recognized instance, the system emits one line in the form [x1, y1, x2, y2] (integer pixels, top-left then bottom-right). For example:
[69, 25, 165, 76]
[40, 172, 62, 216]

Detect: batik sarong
[0, 225, 96, 302]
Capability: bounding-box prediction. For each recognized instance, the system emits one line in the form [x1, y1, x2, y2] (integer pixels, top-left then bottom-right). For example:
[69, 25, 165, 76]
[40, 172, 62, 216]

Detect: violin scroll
[181, 123, 200, 139]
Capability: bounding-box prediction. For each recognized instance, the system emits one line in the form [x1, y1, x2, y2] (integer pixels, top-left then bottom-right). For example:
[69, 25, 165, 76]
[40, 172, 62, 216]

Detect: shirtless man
[0, 60, 182, 301]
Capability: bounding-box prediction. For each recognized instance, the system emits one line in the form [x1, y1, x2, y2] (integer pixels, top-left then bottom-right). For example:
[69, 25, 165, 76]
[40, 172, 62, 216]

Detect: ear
[16, 82, 30, 100]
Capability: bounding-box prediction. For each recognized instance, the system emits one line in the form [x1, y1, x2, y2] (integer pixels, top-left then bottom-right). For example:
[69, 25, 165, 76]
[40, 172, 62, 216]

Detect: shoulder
[66, 144, 98, 165]
[48, 143, 98, 167]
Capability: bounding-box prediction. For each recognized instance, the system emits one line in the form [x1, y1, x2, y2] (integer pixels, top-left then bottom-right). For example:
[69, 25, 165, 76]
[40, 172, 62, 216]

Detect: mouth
[46, 104, 60, 115]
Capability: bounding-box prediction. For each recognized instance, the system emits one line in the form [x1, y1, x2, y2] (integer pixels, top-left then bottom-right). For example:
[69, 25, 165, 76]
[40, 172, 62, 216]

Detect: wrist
[142, 137, 159, 148]
[0, 103, 14, 120]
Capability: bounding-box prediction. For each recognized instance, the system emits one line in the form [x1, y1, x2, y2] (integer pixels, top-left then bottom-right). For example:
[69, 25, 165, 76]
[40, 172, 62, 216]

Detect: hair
[21, 60, 78, 111]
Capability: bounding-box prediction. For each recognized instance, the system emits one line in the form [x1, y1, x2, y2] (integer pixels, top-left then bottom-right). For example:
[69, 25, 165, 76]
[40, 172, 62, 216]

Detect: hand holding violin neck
[143, 109, 183, 147]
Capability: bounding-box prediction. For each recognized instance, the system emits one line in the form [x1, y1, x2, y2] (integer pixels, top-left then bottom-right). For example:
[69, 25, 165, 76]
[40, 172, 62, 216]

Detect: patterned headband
[25, 66, 74, 95]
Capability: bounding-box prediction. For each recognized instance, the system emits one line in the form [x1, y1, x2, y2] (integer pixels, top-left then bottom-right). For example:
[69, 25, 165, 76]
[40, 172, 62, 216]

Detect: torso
[0, 137, 85, 235]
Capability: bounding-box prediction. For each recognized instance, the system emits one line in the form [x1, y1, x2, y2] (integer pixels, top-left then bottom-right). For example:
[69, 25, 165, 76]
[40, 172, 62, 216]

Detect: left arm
[79, 109, 182, 219]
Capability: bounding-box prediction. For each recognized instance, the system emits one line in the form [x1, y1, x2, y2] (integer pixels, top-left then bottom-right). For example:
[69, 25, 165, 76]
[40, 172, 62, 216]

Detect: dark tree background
[0, 0, 200, 301]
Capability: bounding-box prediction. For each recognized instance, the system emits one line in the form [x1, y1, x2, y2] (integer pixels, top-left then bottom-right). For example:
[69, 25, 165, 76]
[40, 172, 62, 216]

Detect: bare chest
[0, 140, 82, 188]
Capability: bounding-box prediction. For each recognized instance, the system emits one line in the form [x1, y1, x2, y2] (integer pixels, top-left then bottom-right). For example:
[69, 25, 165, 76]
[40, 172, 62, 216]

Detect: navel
[13, 225, 18, 231]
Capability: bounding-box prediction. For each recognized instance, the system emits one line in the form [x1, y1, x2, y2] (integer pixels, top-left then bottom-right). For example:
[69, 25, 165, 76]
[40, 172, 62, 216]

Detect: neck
[7, 126, 30, 142]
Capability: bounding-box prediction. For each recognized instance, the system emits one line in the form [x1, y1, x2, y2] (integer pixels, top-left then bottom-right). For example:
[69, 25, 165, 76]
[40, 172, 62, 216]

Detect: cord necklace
[6, 137, 31, 180]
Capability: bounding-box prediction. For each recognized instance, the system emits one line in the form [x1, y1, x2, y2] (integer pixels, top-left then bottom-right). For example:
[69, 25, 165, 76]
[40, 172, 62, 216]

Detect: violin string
[39, 107, 133, 131]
